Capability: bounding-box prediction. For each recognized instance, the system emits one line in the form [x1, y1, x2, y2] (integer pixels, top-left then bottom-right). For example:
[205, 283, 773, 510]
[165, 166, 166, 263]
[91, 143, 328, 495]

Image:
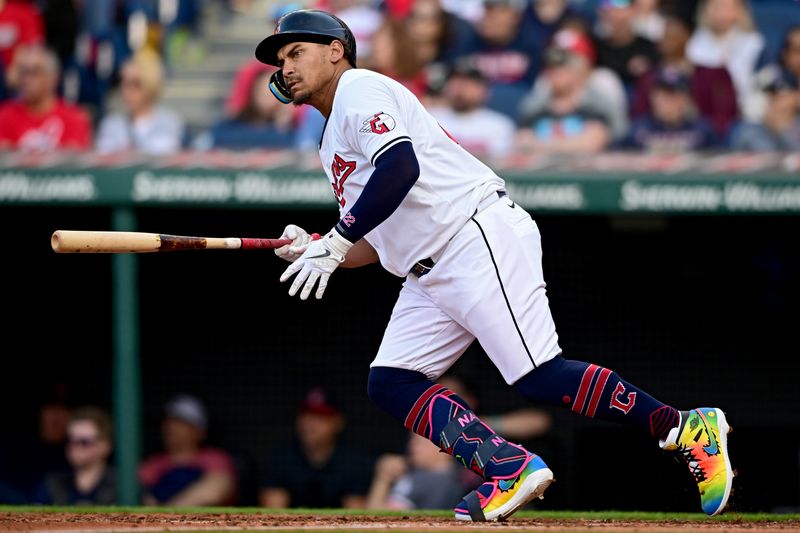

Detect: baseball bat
[51, 230, 320, 253]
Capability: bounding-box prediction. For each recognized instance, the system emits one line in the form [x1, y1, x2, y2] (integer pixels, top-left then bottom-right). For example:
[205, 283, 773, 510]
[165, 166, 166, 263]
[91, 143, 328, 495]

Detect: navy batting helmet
[255, 9, 357, 68]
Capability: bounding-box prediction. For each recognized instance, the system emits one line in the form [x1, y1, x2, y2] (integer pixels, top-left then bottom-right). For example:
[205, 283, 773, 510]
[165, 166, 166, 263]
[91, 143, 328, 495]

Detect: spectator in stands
[631, 12, 738, 140]
[593, 0, 660, 92]
[0, 45, 91, 151]
[366, 433, 480, 510]
[780, 26, 800, 85]
[750, 25, 800, 125]
[686, 0, 764, 121]
[260, 387, 373, 509]
[523, 0, 589, 82]
[370, 0, 475, 97]
[368, 17, 429, 97]
[95, 49, 184, 155]
[34, 407, 117, 505]
[525, 26, 630, 142]
[404, 0, 473, 65]
[631, 0, 666, 42]
[453, 0, 541, 119]
[139, 394, 237, 506]
[0, 383, 71, 503]
[626, 67, 716, 152]
[215, 57, 325, 153]
[730, 70, 800, 152]
[427, 61, 515, 159]
[63, 0, 124, 119]
[324, 0, 383, 66]
[200, 68, 296, 150]
[516, 30, 619, 154]
[0, 0, 44, 73]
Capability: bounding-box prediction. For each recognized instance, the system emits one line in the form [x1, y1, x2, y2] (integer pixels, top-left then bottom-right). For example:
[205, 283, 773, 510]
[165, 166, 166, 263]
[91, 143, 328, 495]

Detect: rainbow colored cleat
[454, 453, 554, 522]
[661, 408, 733, 516]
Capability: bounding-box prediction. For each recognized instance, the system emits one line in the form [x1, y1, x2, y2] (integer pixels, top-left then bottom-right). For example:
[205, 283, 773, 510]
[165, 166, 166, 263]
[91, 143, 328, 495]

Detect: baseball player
[255, 10, 733, 521]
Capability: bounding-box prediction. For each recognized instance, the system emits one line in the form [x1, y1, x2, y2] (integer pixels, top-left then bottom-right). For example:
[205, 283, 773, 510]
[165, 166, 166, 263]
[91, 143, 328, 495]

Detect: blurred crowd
[0, 380, 551, 508]
[0, 0, 798, 158]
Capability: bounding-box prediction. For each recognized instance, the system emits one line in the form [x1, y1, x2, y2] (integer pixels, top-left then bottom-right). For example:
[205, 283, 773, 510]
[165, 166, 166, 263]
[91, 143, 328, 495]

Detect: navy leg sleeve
[514, 356, 679, 441]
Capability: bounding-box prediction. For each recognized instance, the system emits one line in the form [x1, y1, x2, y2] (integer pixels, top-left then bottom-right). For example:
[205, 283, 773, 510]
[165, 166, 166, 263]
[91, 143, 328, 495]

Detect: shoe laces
[677, 444, 707, 483]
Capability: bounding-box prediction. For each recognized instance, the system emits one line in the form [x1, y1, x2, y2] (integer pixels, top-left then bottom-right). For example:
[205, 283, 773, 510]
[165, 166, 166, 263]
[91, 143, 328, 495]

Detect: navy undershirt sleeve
[334, 140, 420, 243]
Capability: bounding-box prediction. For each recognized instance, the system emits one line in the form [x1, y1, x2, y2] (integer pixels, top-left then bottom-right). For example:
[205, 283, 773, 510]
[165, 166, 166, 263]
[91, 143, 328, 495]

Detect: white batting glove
[274, 224, 312, 262]
[280, 229, 354, 300]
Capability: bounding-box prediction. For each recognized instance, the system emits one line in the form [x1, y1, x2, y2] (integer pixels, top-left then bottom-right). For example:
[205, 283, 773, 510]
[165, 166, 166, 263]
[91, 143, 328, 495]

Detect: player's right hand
[275, 224, 312, 262]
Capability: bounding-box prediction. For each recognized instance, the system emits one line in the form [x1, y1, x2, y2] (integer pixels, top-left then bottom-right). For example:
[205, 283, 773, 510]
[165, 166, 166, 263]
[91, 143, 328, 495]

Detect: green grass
[1, 505, 799, 522]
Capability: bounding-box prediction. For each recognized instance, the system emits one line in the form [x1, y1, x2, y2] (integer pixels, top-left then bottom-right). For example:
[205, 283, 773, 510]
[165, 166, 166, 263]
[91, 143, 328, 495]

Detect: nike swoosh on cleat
[498, 478, 518, 492]
[306, 250, 331, 259]
[699, 412, 719, 456]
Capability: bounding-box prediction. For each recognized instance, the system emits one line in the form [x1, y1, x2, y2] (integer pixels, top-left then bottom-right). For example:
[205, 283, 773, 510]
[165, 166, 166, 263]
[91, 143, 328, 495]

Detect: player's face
[277, 42, 335, 105]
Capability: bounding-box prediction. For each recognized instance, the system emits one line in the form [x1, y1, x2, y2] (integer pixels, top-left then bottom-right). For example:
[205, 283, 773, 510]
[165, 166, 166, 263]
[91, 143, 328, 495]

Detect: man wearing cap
[427, 61, 516, 159]
[449, 0, 542, 119]
[260, 387, 373, 509]
[731, 70, 800, 151]
[516, 29, 619, 154]
[594, 0, 660, 90]
[138, 394, 237, 506]
[627, 66, 716, 152]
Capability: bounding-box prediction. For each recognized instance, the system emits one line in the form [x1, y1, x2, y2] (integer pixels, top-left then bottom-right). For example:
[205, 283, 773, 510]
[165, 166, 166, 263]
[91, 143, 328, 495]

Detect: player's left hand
[280, 229, 354, 300]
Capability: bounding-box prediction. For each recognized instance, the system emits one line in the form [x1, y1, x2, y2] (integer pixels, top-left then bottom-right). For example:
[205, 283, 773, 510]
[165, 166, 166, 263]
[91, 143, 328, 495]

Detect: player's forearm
[341, 238, 379, 268]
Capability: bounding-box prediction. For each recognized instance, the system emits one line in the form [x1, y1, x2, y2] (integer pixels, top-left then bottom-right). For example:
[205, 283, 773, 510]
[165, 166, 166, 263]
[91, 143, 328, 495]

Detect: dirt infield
[2, 512, 800, 533]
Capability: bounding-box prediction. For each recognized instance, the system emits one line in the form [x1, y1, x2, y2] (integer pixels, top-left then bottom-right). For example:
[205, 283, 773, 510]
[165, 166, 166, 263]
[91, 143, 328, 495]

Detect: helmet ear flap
[269, 70, 293, 104]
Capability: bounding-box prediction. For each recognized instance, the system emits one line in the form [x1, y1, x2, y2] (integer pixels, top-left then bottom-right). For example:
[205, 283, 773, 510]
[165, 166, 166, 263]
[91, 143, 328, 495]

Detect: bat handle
[238, 232, 322, 250]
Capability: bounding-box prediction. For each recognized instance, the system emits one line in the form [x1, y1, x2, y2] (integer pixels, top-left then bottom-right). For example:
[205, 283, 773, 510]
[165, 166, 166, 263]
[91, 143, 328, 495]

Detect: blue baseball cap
[655, 67, 691, 92]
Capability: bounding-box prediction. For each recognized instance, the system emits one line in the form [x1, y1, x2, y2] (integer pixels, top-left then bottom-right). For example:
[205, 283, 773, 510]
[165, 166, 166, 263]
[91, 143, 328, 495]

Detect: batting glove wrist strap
[325, 228, 355, 259]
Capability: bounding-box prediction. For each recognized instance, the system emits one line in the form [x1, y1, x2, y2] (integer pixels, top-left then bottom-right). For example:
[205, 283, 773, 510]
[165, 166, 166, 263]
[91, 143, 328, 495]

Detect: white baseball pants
[371, 194, 562, 385]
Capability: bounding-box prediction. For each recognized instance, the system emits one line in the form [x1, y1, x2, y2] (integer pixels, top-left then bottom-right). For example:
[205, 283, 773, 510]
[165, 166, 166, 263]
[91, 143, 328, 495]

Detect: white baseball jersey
[318, 69, 505, 277]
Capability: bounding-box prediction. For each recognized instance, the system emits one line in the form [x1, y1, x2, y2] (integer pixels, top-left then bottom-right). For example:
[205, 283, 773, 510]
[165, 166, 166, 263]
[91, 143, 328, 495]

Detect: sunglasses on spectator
[68, 436, 99, 447]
